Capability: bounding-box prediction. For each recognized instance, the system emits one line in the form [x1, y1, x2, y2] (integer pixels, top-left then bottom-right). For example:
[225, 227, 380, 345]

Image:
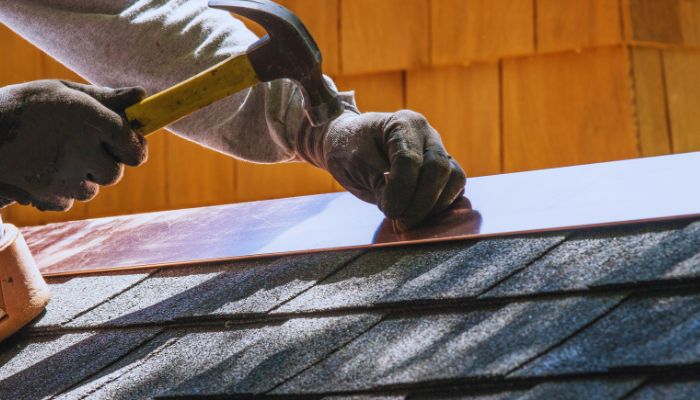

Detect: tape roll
[0, 224, 51, 342]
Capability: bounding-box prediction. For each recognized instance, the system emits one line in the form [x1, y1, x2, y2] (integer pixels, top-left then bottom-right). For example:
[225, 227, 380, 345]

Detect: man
[0, 0, 466, 339]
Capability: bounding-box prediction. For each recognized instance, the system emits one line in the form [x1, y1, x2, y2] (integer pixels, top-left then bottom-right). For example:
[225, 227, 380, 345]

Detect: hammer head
[209, 0, 344, 127]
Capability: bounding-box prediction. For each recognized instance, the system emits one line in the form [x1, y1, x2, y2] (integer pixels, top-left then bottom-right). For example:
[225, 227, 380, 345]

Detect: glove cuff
[295, 118, 328, 169]
[294, 90, 360, 170]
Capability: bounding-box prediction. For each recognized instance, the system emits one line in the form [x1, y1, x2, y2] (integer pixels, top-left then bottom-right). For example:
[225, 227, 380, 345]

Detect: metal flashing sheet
[24, 152, 700, 277]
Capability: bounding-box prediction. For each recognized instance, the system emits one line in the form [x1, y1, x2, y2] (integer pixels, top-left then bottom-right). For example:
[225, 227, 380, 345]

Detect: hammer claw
[209, 0, 343, 126]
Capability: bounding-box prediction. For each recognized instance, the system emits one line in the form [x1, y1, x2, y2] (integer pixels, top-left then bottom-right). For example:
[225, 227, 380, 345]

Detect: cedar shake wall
[1, 0, 699, 225]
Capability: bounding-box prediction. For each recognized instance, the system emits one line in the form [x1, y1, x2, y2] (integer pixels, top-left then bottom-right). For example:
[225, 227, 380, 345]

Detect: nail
[383, 172, 398, 233]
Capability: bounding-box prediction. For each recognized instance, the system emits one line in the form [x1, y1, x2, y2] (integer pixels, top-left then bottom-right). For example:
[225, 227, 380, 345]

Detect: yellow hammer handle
[125, 54, 259, 136]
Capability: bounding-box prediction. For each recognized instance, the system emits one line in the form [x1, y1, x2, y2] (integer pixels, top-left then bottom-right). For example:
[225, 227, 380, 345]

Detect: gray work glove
[0, 80, 147, 211]
[298, 110, 467, 230]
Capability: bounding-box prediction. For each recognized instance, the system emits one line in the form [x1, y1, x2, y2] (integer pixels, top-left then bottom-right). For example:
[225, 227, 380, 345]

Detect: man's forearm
[0, 0, 353, 163]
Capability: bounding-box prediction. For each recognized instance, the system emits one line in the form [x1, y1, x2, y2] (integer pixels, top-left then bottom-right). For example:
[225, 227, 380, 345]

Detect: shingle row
[6, 292, 700, 398]
[4, 219, 699, 398]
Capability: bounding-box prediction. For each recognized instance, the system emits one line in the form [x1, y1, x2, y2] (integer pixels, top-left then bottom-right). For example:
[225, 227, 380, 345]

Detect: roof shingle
[3, 218, 700, 399]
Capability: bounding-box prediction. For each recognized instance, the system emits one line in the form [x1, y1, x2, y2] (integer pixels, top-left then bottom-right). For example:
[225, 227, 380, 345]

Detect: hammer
[124, 0, 343, 135]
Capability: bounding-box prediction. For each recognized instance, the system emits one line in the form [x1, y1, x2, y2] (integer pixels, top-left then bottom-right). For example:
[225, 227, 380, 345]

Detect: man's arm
[0, 0, 342, 163]
[0, 0, 466, 229]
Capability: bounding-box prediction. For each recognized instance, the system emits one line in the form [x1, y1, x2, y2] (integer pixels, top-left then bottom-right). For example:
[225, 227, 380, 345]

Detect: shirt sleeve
[0, 0, 356, 163]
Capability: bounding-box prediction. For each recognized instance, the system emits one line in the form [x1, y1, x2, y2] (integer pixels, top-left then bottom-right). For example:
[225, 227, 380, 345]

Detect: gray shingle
[0, 328, 160, 399]
[276, 235, 564, 313]
[276, 296, 621, 393]
[64, 250, 359, 328]
[514, 295, 700, 377]
[411, 379, 641, 400]
[483, 221, 698, 298]
[627, 381, 700, 400]
[516, 379, 641, 399]
[31, 270, 154, 329]
[596, 221, 700, 286]
[59, 314, 380, 399]
[323, 396, 407, 400]
[5, 217, 700, 399]
[413, 392, 527, 400]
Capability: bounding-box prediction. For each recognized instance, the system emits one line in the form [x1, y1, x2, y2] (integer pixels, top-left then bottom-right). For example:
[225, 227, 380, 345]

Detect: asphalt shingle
[514, 294, 700, 377]
[64, 250, 359, 328]
[276, 235, 565, 313]
[59, 314, 380, 399]
[413, 392, 527, 400]
[349, 378, 642, 399]
[277, 296, 621, 393]
[596, 220, 700, 286]
[483, 221, 699, 298]
[0, 328, 160, 399]
[413, 379, 642, 400]
[516, 379, 641, 399]
[323, 396, 407, 400]
[31, 270, 154, 329]
[3, 214, 700, 399]
[628, 381, 700, 400]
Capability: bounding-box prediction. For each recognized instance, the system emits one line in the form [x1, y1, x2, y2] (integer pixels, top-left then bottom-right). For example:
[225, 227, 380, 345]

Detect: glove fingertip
[120, 86, 147, 100]
[90, 86, 146, 114]
[112, 86, 147, 111]
[380, 199, 404, 220]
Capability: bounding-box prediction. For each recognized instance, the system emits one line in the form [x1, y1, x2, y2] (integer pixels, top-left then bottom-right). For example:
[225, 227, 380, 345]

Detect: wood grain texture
[40, 54, 84, 82]
[341, 0, 429, 74]
[623, 0, 684, 44]
[334, 71, 405, 112]
[3, 2, 696, 227]
[235, 161, 335, 202]
[431, 0, 534, 65]
[502, 47, 639, 172]
[681, 0, 700, 46]
[406, 63, 501, 177]
[165, 134, 236, 209]
[537, 0, 622, 53]
[0, 25, 42, 85]
[278, 0, 340, 75]
[630, 47, 672, 156]
[663, 49, 700, 152]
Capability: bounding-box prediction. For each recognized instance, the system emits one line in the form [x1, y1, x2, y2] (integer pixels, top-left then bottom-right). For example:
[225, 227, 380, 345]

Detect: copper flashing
[24, 152, 700, 277]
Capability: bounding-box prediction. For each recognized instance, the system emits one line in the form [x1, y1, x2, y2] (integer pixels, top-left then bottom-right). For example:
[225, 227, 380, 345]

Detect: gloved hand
[298, 110, 467, 230]
[0, 80, 147, 211]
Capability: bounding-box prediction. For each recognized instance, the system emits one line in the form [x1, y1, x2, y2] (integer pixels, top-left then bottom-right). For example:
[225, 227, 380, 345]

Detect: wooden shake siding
[1, 0, 699, 226]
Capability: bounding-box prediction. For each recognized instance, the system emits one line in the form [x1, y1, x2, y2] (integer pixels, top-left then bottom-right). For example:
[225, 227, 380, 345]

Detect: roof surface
[2, 218, 700, 399]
